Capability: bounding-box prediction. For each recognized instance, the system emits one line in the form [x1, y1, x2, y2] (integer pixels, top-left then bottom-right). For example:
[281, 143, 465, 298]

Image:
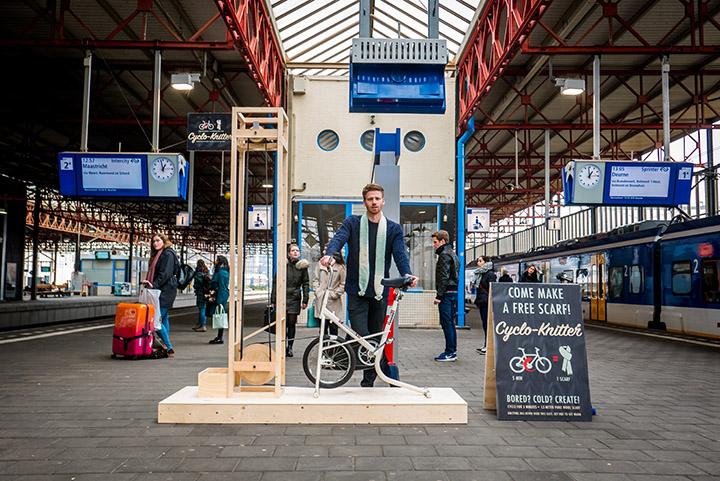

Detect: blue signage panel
[58, 153, 188, 200]
[563, 160, 693, 207]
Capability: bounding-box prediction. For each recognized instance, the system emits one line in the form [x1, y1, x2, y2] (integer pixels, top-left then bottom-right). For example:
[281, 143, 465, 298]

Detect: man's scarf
[358, 213, 387, 300]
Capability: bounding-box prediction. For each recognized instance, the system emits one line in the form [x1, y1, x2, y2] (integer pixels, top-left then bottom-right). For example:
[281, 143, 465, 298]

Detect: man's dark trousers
[438, 291, 457, 354]
[347, 293, 390, 387]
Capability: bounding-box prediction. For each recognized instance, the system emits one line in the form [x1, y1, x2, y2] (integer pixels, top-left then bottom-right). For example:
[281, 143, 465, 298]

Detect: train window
[671, 261, 692, 296]
[591, 265, 598, 297]
[629, 265, 644, 294]
[608, 267, 623, 299]
[701, 260, 720, 304]
[576, 268, 589, 299]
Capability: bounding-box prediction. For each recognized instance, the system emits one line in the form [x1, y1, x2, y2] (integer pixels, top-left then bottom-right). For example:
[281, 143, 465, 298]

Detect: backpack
[170, 249, 195, 290]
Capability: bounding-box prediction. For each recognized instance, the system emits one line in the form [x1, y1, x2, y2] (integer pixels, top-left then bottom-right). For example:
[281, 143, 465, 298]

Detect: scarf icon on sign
[559, 345, 573, 375]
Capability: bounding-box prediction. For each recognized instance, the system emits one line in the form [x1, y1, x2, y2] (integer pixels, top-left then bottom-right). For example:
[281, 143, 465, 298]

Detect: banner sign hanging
[186, 113, 232, 151]
[490, 283, 592, 421]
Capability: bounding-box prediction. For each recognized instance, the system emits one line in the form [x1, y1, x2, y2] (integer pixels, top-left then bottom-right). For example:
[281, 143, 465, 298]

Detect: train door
[589, 254, 607, 321]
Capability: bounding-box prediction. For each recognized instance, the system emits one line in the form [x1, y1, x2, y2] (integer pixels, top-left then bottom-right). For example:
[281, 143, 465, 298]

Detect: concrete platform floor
[0, 304, 718, 480]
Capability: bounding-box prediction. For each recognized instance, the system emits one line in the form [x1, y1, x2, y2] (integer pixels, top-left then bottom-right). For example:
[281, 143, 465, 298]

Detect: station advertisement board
[490, 283, 592, 421]
[186, 113, 232, 151]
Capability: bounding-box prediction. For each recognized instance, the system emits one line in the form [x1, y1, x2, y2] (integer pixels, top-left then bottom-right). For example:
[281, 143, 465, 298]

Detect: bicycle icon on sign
[509, 346, 552, 374]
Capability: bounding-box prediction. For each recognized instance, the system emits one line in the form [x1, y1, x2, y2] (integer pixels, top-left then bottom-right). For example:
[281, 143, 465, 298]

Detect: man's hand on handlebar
[319, 255, 335, 267]
[406, 274, 418, 288]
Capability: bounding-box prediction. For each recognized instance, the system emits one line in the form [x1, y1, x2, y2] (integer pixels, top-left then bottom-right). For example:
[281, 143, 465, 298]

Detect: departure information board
[58, 152, 188, 200]
[563, 160, 693, 207]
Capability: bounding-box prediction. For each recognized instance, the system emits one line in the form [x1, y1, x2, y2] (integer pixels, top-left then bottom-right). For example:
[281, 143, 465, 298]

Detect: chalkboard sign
[488, 283, 592, 421]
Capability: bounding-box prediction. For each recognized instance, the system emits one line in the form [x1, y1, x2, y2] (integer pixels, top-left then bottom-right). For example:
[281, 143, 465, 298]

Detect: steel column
[593, 55, 600, 159]
[662, 55, 671, 160]
[81, 50, 92, 152]
[708, 129, 717, 216]
[152, 50, 162, 152]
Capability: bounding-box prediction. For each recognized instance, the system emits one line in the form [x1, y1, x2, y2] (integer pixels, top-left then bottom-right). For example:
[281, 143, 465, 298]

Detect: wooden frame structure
[198, 107, 289, 398]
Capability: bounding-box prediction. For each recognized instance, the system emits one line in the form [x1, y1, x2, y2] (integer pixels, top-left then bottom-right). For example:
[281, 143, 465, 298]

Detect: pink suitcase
[111, 303, 155, 359]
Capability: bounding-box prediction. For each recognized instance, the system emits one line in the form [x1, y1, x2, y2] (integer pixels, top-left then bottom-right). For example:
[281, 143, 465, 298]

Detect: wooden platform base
[158, 386, 468, 424]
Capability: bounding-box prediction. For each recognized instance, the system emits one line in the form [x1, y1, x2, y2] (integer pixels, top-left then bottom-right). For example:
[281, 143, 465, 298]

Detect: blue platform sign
[563, 160, 693, 207]
[58, 152, 188, 200]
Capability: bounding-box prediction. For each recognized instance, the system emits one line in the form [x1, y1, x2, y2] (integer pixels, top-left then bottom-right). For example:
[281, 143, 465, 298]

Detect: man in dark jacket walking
[432, 230, 460, 361]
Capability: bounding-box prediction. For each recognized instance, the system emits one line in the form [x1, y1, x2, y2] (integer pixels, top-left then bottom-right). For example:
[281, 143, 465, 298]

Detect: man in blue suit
[321, 183, 418, 387]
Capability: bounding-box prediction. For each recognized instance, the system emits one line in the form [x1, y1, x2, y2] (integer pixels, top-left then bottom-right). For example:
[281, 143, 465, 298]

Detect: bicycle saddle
[381, 277, 413, 289]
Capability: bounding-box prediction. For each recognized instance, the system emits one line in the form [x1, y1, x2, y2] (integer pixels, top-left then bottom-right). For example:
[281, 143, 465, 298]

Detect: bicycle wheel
[302, 336, 356, 389]
[509, 356, 525, 373]
[535, 356, 552, 373]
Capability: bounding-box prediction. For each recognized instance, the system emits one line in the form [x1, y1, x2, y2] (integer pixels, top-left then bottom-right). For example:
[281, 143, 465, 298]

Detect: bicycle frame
[313, 269, 431, 398]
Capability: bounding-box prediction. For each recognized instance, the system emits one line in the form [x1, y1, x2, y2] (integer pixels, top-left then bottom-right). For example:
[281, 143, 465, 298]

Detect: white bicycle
[302, 270, 431, 398]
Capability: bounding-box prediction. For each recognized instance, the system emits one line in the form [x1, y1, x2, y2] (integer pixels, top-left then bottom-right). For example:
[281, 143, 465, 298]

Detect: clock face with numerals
[151, 157, 175, 182]
[577, 164, 601, 189]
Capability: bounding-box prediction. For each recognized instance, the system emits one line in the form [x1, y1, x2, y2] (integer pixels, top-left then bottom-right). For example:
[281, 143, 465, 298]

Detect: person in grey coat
[271, 243, 309, 357]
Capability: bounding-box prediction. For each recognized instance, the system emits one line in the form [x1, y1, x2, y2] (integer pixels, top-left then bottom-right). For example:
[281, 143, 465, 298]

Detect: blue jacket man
[322, 183, 418, 387]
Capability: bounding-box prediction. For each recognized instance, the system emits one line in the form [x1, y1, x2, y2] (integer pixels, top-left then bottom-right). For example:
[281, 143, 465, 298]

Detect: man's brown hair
[432, 230, 450, 244]
[362, 183, 384, 200]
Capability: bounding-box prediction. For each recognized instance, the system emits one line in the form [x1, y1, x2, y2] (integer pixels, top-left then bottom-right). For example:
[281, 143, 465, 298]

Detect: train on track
[485, 215, 720, 339]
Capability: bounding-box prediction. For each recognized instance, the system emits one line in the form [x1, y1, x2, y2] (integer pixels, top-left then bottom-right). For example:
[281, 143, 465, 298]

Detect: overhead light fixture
[171, 73, 201, 90]
[0, 208, 6, 215]
[261, 183, 273, 189]
[554, 77, 585, 96]
[464, 181, 471, 190]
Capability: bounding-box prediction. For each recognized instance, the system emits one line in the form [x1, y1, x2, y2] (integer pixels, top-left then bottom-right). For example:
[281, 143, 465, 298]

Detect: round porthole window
[404, 131, 425, 152]
[317, 130, 339, 151]
[361, 130, 375, 151]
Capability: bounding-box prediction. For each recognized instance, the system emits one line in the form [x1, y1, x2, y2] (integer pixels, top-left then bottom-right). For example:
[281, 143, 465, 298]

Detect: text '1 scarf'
[358, 214, 386, 300]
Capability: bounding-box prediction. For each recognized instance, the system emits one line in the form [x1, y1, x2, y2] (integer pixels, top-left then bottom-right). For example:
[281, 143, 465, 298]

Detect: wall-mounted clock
[151, 157, 175, 183]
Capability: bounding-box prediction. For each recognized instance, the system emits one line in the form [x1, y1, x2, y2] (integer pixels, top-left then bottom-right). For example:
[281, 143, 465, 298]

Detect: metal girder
[4, 0, 235, 50]
[214, 0, 285, 107]
[523, 0, 720, 55]
[457, 0, 552, 133]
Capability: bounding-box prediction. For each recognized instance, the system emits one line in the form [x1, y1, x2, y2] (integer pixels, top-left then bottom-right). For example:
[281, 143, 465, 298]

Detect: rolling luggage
[111, 303, 155, 359]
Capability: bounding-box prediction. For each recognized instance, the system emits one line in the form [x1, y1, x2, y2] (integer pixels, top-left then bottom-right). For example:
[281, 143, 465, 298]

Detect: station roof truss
[457, 0, 720, 224]
[2, 0, 720, 246]
[0, 0, 283, 248]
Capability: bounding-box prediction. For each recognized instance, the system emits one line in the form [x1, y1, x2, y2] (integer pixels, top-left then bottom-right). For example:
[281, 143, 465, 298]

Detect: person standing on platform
[321, 183, 418, 387]
[191, 260, 210, 332]
[208, 256, 230, 345]
[141, 233, 178, 358]
[472, 255, 496, 355]
[498, 268, 513, 283]
[312, 244, 346, 336]
[520, 264, 540, 282]
[431, 230, 460, 362]
[271, 244, 310, 357]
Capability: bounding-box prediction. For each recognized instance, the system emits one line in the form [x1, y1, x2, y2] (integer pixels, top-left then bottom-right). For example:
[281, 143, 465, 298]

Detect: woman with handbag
[141, 233, 179, 358]
[312, 245, 346, 335]
[208, 256, 230, 345]
[271, 243, 309, 357]
[471, 256, 496, 355]
[191, 260, 211, 332]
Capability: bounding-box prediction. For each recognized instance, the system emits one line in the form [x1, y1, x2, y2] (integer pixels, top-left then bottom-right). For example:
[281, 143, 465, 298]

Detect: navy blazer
[325, 215, 411, 298]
